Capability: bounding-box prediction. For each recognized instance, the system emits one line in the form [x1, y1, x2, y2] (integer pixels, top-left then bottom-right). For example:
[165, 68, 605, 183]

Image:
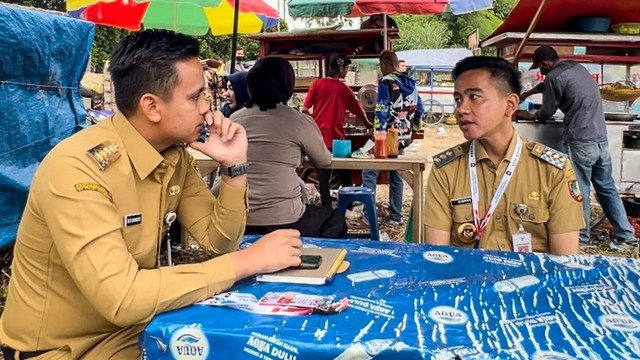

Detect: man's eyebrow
[453, 87, 484, 96]
[189, 86, 205, 97]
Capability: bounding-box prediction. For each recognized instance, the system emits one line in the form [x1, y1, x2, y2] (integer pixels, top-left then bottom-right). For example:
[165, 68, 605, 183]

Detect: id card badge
[512, 226, 532, 253]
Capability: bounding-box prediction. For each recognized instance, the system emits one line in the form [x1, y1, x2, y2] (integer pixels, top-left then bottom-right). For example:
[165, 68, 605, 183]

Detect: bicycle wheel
[421, 98, 446, 127]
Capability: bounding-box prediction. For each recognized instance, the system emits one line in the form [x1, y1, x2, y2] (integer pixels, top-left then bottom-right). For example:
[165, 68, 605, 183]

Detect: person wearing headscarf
[220, 71, 249, 117]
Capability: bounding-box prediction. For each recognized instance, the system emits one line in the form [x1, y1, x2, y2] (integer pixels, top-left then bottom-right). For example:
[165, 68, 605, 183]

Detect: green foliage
[4, 0, 64, 11]
[394, 0, 516, 51]
[91, 26, 129, 73]
[394, 15, 453, 51]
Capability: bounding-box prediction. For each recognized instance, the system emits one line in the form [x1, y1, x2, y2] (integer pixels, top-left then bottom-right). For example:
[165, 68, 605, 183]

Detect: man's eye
[453, 97, 461, 104]
[470, 94, 480, 100]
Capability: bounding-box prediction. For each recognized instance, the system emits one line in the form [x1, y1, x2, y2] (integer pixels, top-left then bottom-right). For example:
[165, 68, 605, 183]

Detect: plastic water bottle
[334, 339, 403, 360]
[347, 270, 396, 283]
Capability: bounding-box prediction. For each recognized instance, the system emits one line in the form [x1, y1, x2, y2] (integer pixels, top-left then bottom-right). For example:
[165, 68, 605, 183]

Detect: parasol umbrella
[288, 0, 494, 47]
[67, 0, 280, 72]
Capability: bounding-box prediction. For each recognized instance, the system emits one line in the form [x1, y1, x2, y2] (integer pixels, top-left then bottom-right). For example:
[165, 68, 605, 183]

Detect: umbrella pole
[230, 0, 241, 74]
[383, 14, 388, 50]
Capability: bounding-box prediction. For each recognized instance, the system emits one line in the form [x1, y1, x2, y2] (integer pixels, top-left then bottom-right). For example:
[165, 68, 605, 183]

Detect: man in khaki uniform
[0, 30, 304, 359]
[424, 56, 583, 255]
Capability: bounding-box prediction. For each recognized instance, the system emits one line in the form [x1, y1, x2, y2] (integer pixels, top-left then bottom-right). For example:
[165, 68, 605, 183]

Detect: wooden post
[513, 0, 550, 65]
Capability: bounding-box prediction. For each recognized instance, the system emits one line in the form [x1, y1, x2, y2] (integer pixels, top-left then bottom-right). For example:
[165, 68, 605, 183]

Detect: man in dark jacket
[520, 46, 635, 244]
[362, 50, 424, 226]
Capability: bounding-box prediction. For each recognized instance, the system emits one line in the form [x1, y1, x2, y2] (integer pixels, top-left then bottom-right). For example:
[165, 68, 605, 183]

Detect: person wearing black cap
[302, 54, 368, 208]
[519, 46, 636, 245]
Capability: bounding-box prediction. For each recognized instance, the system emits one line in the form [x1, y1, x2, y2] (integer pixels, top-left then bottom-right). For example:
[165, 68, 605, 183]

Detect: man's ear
[139, 93, 162, 124]
[505, 93, 519, 118]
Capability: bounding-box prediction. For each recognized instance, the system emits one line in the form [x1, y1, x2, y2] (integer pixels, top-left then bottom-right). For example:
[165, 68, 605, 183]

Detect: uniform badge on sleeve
[568, 180, 583, 202]
[87, 141, 121, 171]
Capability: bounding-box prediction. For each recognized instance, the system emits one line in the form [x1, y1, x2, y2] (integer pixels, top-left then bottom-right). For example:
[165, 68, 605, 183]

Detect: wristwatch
[219, 163, 249, 177]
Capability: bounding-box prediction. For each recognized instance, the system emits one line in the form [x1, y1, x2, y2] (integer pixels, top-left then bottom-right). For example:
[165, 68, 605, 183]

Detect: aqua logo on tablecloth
[600, 314, 640, 332]
[170, 325, 210, 360]
[428, 306, 468, 325]
[423, 251, 454, 264]
[532, 351, 576, 360]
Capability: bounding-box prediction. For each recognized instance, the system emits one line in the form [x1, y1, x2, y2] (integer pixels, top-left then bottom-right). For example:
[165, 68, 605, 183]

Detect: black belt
[2, 346, 50, 359]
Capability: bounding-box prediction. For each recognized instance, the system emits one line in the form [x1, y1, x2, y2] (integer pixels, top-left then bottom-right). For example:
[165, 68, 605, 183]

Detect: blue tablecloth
[141, 237, 640, 360]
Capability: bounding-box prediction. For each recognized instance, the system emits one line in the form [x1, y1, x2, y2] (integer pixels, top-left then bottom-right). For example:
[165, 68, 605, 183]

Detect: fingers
[208, 111, 244, 142]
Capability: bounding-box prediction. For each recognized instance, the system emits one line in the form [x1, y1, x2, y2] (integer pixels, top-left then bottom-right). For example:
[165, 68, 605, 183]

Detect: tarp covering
[0, 5, 94, 249]
[142, 236, 640, 359]
[489, 0, 640, 38]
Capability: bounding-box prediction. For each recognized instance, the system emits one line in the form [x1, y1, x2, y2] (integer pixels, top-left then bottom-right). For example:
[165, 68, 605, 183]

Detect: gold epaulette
[86, 140, 121, 171]
[527, 142, 568, 170]
[432, 143, 468, 169]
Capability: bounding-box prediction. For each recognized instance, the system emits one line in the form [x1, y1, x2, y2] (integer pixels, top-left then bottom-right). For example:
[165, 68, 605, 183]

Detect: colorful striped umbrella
[288, 0, 493, 17]
[67, 0, 280, 36]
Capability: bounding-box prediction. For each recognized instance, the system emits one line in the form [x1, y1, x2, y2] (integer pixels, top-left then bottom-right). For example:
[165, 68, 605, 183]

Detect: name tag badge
[124, 213, 142, 227]
[512, 230, 532, 253]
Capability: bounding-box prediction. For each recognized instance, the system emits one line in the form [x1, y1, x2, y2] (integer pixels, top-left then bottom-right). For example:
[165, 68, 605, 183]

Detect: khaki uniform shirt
[424, 134, 584, 253]
[0, 113, 248, 358]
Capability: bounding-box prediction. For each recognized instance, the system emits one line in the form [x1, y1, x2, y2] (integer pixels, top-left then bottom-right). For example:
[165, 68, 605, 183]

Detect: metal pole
[230, 0, 241, 74]
[383, 14, 388, 50]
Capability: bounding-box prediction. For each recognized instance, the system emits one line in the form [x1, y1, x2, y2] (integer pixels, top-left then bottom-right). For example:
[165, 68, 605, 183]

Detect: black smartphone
[294, 255, 322, 269]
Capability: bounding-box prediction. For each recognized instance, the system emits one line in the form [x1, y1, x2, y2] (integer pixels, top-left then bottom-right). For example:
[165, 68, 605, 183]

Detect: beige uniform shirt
[424, 134, 584, 253]
[0, 113, 248, 358]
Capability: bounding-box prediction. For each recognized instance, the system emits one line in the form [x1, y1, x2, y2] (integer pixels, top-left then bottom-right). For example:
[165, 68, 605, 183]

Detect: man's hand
[189, 111, 248, 167]
[230, 230, 303, 279]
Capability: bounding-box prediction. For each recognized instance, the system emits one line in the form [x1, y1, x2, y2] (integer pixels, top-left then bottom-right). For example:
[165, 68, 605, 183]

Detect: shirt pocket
[451, 204, 475, 246]
[508, 202, 550, 250]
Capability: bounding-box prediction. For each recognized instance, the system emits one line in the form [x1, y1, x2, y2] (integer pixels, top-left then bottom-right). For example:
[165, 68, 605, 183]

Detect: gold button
[159, 162, 167, 169]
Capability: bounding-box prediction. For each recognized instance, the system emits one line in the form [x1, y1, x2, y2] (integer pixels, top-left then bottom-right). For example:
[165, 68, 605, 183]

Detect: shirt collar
[112, 112, 167, 180]
[475, 131, 519, 164]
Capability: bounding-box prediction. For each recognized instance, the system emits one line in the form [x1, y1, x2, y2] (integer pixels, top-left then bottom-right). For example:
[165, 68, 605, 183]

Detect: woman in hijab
[231, 56, 347, 238]
[220, 71, 249, 117]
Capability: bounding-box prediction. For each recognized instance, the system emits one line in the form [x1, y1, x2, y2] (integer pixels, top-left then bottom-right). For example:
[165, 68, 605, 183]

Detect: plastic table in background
[141, 236, 640, 360]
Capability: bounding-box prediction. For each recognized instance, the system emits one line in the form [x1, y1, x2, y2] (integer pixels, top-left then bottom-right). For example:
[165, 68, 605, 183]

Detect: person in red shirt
[302, 54, 368, 207]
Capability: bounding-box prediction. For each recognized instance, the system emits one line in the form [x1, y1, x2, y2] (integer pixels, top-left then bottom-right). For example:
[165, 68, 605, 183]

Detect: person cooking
[519, 46, 636, 245]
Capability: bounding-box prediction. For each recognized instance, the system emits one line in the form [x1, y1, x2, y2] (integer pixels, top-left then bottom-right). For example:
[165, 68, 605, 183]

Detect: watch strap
[220, 163, 249, 177]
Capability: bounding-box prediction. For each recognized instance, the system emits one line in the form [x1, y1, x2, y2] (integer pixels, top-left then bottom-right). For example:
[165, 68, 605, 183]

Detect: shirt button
[159, 162, 167, 169]
[529, 215, 535, 220]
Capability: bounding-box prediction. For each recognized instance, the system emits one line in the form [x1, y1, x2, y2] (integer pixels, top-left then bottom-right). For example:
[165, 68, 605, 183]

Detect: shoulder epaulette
[527, 142, 568, 170]
[86, 140, 121, 171]
[432, 143, 468, 169]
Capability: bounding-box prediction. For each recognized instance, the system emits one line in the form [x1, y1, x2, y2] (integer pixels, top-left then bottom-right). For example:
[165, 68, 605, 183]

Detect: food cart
[480, 0, 640, 194]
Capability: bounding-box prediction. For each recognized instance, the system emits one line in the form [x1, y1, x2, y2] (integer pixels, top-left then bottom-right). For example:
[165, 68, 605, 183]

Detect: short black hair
[379, 50, 398, 67]
[452, 56, 521, 95]
[246, 57, 295, 111]
[108, 30, 200, 117]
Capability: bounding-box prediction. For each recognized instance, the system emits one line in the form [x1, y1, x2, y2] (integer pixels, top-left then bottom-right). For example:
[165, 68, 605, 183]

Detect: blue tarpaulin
[0, 5, 94, 249]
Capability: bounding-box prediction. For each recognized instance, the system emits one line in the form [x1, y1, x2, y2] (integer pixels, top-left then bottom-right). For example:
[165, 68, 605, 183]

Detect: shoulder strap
[527, 142, 568, 170]
[432, 142, 468, 169]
